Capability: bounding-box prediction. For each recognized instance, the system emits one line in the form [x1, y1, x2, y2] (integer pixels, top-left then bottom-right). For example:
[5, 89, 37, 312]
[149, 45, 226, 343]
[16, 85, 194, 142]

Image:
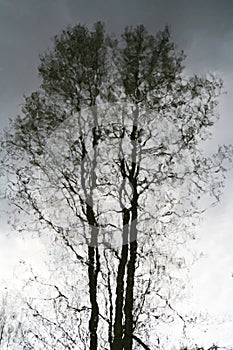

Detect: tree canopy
[1, 22, 232, 350]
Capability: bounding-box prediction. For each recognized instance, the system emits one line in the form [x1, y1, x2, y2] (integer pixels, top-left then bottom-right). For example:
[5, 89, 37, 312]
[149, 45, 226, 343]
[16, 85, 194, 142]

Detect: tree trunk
[123, 194, 138, 350]
[112, 208, 130, 350]
[88, 244, 100, 350]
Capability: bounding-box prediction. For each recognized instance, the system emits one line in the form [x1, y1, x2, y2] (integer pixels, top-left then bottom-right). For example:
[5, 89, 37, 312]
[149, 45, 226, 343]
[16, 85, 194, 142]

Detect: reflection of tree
[0, 291, 24, 349]
[2, 22, 232, 349]
[180, 345, 232, 350]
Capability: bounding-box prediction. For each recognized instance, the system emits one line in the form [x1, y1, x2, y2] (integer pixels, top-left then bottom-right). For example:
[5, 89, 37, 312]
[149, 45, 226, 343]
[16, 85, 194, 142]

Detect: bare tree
[0, 290, 26, 350]
[179, 345, 233, 350]
[2, 22, 232, 349]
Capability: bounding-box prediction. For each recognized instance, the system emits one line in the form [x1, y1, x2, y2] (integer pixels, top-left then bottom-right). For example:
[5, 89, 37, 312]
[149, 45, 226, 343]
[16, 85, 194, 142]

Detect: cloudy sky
[0, 0, 233, 347]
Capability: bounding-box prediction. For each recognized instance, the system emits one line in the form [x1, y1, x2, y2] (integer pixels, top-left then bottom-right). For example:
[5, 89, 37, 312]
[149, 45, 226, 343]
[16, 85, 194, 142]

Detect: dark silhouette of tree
[2, 22, 232, 349]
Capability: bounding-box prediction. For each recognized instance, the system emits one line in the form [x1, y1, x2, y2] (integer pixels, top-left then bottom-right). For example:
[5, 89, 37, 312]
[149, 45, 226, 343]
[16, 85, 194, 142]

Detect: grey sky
[0, 0, 233, 347]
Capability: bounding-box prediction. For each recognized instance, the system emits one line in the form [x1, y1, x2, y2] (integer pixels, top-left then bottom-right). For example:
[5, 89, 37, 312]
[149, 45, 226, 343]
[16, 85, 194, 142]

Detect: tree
[0, 290, 25, 350]
[2, 22, 232, 349]
[179, 345, 233, 350]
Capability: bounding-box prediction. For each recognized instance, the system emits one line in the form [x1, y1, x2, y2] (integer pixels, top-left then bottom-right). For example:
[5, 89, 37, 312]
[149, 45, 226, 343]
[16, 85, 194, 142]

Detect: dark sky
[0, 0, 233, 345]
